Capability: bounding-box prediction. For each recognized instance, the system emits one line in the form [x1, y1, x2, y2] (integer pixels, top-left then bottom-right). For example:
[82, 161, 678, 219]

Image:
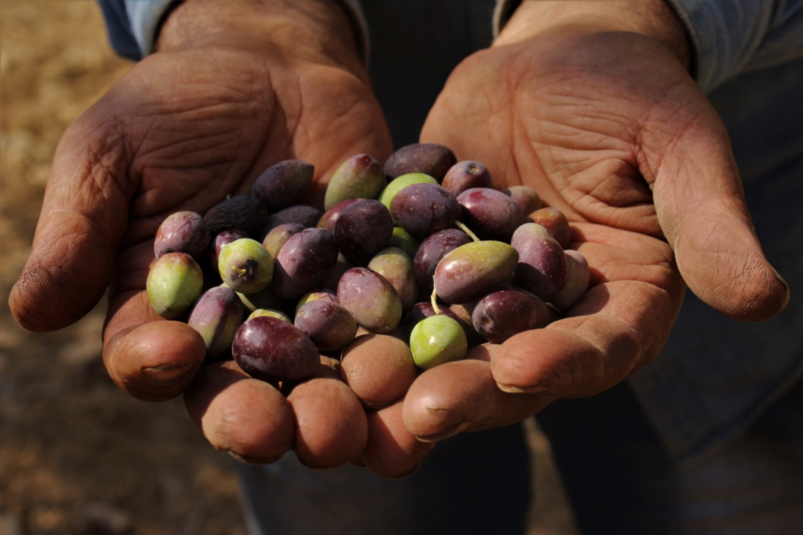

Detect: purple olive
[337, 268, 402, 333]
[383, 143, 457, 182]
[232, 316, 320, 383]
[528, 207, 571, 248]
[442, 161, 492, 196]
[390, 183, 460, 239]
[472, 288, 550, 343]
[457, 188, 523, 242]
[414, 229, 471, 292]
[272, 228, 338, 300]
[317, 199, 362, 233]
[295, 299, 358, 351]
[252, 159, 314, 212]
[503, 186, 541, 218]
[511, 223, 568, 299]
[334, 199, 394, 266]
[154, 211, 210, 260]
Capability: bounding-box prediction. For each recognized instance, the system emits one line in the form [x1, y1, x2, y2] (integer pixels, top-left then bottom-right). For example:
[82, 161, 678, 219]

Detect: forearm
[155, 0, 364, 74]
[495, 0, 692, 72]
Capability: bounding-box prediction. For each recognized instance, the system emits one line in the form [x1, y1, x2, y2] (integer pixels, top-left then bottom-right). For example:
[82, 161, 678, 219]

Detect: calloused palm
[403, 30, 788, 439]
[9, 42, 399, 465]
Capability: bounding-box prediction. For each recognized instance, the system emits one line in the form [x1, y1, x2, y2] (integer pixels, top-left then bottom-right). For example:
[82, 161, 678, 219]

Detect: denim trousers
[237, 378, 803, 535]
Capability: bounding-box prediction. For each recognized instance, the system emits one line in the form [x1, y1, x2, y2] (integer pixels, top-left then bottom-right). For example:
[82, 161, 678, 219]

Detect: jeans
[540, 380, 803, 535]
[238, 423, 530, 534]
[238, 379, 803, 535]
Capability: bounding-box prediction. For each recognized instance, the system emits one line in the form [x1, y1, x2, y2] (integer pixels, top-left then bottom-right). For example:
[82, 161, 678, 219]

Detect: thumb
[642, 93, 789, 322]
[9, 108, 132, 332]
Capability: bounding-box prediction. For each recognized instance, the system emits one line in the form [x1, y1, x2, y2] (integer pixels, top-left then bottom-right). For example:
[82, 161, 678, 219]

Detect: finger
[492, 224, 683, 397]
[403, 359, 549, 441]
[360, 401, 435, 479]
[104, 321, 206, 402]
[286, 359, 368, 469]
[9, 107, 132, 332]
[184, 360, 295, 464]
[340, 334, 418, 409]
[101, 240, 207, 401]
[640, 85, 789, 322]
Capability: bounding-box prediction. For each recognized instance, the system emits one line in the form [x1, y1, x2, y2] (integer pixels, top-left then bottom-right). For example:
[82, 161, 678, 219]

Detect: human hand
[403, 0, 789, 441]
[8, 0, 402, 467]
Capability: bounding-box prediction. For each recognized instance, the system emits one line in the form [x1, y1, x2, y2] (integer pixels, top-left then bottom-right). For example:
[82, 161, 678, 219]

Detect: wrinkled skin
[8, 3, 789, 476]
[7, 1, 408, 470]
[403, 29, 788, 444]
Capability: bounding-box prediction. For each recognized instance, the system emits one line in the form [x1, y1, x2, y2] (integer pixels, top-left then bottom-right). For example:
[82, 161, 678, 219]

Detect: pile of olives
[146, 143, 590, 409]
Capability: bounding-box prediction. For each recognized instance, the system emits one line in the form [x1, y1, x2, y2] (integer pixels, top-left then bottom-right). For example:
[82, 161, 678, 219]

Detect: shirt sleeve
[666, 0, 803, 92]
[97, 0, 370, 64]
[97, 0, 144, 60]
[494, 0, 803, 94]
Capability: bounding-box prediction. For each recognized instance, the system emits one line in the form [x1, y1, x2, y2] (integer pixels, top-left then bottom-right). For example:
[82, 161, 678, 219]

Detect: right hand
[402, 1, 790, 447]
[8, 0, 426, 470]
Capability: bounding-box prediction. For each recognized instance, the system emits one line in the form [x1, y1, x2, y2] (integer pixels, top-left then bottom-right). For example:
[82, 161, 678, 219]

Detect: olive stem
[431, 287, 441, 315]
[232, 266, 247, 277]
[455, 220, 480, 242]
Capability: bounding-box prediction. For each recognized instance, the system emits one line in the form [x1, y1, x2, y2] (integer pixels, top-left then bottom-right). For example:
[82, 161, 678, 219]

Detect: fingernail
[142, 361, 198, 384]
[415, 421, 470, 443]
[769, 265, 791, 311]
[496, 382, 545, 394]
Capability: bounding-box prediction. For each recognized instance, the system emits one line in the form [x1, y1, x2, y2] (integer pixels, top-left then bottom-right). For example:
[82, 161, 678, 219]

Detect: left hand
[8, 0, 409, 471]
[402, 10, 787, 441]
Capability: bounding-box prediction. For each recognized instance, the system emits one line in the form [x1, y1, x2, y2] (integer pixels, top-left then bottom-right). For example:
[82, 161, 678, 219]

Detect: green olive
[410, 315, 468, 370]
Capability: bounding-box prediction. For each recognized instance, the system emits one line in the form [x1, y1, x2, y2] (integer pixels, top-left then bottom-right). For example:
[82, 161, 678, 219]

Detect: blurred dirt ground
[0, 2, 577, 534]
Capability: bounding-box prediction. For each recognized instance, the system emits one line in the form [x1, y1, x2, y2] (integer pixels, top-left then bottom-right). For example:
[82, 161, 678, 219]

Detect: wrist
[495, 0, 692, 72]
[155, 0, 365, 76]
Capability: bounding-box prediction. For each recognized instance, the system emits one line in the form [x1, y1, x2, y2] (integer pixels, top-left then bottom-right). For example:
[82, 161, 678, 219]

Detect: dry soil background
[0, 2, 577, 534]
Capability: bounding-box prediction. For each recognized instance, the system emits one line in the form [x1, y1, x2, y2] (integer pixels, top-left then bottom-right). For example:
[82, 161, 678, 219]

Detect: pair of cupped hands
[9, 0, 789, 477]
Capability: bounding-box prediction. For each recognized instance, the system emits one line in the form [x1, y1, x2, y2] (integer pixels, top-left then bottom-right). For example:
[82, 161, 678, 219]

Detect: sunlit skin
[404, 17, 788, 440]
[9, 0, 789, 476]
[7, 0, 422, 471]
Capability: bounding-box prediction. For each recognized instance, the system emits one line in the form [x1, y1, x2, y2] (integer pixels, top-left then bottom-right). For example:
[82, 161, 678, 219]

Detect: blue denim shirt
[98, 0, 803, 461]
